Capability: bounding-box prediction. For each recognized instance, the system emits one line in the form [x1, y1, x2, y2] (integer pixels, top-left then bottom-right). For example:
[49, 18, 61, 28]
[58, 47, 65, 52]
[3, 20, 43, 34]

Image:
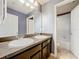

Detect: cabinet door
[30, 51, 41, 59]
[10, 51, 31, 59]
[47, 44, 51, 57]
[43, 47, 48, 59]
[10, 45, 41, 59]
[42, 39, 51, 59]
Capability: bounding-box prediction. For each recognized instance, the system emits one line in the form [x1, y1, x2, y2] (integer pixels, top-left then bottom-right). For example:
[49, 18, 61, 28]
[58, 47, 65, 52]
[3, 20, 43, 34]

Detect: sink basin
[8, 38, 34, 48]
[34, 35, 49, 39]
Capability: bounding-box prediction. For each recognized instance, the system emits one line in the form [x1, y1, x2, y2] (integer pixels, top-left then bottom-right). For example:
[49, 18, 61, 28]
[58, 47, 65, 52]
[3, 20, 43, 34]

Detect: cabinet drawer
[30, 51, 41, 59]
[30, 45, 41, 55]
[10, 45, 41, 59]
[43, 39, 50, 47]
[43, 47, 48, 59]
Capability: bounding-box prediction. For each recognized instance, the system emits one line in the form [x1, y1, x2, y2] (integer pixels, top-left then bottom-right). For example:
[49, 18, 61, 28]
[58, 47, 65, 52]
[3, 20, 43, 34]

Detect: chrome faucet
[16, 35, 24, 40]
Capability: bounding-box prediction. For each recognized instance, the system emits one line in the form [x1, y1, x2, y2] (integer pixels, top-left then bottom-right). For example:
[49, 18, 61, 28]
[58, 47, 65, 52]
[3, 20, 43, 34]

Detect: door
[57, 14, 71, 50]
[71, 5, 79, 58]
[0, 13, 18, 37]
[26, 16, 35, 34]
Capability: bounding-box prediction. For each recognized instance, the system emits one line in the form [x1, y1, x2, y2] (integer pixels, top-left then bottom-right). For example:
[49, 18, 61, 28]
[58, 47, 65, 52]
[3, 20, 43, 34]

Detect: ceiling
[37, 0, 50, 5]
[57, 0, 79, 15]
[7, 0, 50, 15]
[7, 0, 39, 15]
[7, 0, 65, 14]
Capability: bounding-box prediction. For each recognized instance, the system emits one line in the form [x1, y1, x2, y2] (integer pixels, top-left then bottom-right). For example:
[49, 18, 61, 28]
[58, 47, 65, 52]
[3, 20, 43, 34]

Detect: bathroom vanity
[9, 38, 51, 59]
[0, 34, 52, 59]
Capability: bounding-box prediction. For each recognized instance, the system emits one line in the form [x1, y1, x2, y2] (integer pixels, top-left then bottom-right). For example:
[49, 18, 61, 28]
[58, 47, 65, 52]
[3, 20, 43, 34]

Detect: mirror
[0, 0, 7, 24]
[0, 0, 42, 37]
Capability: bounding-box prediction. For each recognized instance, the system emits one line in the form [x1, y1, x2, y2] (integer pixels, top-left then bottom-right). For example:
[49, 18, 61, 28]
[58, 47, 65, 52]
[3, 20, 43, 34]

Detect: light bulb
[34, 1, 38, 6]
[26, 2, 30, 6]
[30, 6, 34, 9]
[29, 0, 34, 3]
[19, 0, 24, 3]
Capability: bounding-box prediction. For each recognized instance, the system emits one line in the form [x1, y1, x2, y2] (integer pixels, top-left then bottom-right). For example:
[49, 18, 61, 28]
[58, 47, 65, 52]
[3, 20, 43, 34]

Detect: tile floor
[57, 48, 77, 59]
[48, 54, 55, 59]
[48, 48, 77, 59]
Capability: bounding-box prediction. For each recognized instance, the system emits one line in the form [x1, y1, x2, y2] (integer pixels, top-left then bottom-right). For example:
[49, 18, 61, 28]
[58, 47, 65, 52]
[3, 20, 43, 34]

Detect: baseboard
[50, 53, 56, 58]
[70, 51, 79, 59]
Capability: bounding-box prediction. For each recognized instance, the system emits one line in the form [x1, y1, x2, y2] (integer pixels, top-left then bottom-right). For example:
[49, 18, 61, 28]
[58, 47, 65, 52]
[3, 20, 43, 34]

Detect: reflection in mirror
[0, 0, 42, 38]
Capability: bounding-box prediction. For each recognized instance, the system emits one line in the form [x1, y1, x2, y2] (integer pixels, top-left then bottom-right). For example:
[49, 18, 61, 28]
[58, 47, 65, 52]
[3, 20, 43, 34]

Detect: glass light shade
[19, 0, 25, 3]
[25, 2, 30, 6]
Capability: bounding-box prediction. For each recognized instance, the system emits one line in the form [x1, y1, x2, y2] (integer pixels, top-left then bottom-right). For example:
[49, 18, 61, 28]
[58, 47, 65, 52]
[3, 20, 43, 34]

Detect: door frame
[26, 15, 35, 34]
[54, 0, 75, 57]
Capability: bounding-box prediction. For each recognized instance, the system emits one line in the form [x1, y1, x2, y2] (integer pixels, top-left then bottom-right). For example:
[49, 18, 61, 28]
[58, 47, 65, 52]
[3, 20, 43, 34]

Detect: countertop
[0, 35, 52, 59]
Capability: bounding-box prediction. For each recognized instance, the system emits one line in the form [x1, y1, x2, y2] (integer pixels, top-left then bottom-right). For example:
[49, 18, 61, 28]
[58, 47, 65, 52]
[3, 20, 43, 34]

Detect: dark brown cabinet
[9, 39, 51, 59]
[47, 43, 51, 57]
[42, 39, 51, 59]
[10, 45, 41, 59]
[10, 50, 30, 59]
[43, 47, 48, 59]
[30, 51, 41, 59]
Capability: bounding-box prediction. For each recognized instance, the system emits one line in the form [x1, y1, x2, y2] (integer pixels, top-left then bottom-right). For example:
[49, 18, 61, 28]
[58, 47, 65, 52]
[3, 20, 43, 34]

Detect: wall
[7, 8, 27, 34]
[36, 0, 60, 53]
[42, 3, 54, 34]
[28, 9, 42, 33]
[34, 11, 42, 33]
[57, 14, 71, 50]
[34, 0, 63, 55]
[35, 0, 63, 33]
[71, 5, 79, 59]
[41, 1, 56, 54]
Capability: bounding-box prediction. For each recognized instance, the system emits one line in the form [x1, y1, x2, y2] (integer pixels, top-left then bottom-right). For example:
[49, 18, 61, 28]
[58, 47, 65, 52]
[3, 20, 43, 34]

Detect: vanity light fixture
[19, 0, 25, 3]
[30, 6, 34, 9]
[19, 0, 38, 9]
[29, 0, 34, 3]
[25, 2, 30, 6]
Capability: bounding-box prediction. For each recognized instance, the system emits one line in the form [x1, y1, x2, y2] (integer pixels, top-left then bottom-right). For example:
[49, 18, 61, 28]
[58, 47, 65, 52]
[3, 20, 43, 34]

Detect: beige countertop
[0, 35, 51, 59]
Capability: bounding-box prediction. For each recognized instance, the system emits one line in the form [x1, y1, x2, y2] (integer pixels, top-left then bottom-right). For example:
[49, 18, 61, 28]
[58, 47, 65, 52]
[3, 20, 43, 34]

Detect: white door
[0, 13, 18, 37]
[57, 14, 71, 50]
[26, 17, 35, 34]
[71, 5, 79, 58]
